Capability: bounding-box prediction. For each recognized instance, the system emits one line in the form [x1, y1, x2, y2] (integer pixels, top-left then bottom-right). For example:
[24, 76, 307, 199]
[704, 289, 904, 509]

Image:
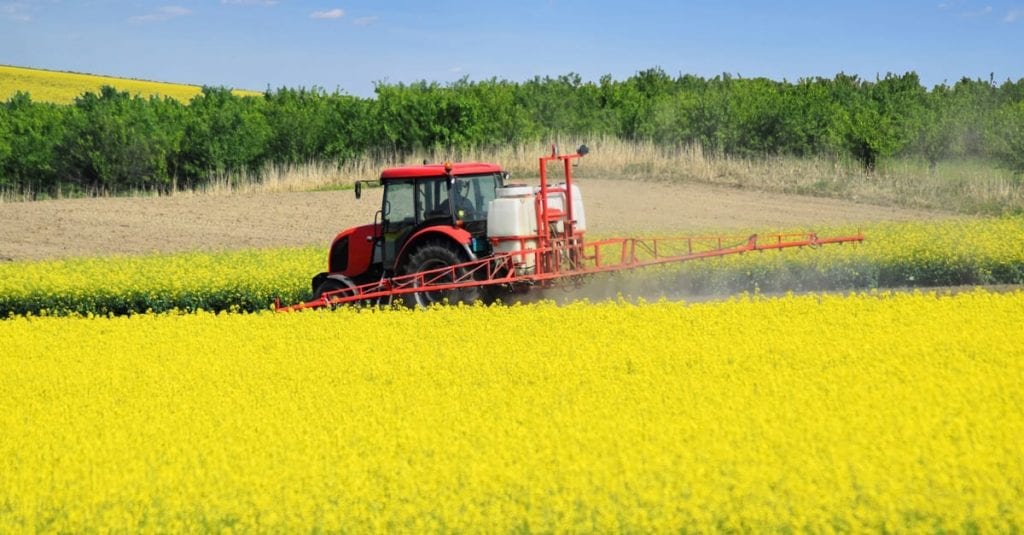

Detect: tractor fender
[395, 226, 475, 270]
[328, 223, 381, 277]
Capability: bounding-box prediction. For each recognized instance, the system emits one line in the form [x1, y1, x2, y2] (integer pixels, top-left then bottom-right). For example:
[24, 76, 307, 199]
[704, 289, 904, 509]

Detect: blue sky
[1, 0, 1022, 97]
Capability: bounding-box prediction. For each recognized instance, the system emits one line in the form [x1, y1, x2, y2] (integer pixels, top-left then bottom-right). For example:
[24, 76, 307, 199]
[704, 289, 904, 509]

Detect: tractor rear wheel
[401, 240, 481, 307]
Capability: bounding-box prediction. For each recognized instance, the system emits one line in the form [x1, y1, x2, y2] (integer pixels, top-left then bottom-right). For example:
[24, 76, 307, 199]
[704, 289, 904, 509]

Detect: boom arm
[275, 231, 864, 311]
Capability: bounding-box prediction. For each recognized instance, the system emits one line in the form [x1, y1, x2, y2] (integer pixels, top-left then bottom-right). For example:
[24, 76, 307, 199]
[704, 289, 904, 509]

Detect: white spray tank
[487, 182, 587, 274]
[540, 183, 586, 234]
[487, 185, 538, 273]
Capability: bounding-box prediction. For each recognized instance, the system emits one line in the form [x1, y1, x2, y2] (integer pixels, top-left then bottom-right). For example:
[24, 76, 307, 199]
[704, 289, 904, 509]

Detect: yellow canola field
[0, 65, 261, 104]
[2, 291, 1023, 533]
[590, 216, 1024, 299]
[3, 217, 1023, 316]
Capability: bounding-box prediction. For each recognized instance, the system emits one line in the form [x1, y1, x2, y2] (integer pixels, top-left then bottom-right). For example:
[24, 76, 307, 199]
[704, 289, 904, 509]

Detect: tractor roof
[379, 162, 503, 180]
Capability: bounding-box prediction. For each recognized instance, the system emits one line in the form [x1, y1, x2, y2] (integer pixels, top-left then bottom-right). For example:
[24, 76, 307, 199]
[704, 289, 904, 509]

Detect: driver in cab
[441, 182, 475, 219]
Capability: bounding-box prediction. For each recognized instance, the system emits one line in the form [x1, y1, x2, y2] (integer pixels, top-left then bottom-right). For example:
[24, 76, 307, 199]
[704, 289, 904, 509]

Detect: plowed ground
[0, 179, 948, 261]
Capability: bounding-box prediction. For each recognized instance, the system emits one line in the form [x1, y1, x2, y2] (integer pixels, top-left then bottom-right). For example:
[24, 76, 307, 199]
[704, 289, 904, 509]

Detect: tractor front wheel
[311, 274, 360, 307]
[401, 240, 480, 307]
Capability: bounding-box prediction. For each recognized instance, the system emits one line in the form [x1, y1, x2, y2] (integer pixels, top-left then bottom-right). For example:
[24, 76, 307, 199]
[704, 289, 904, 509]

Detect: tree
[780, 78, 834, 156]
[373, 80, 483, 154]
[684, 74, 734, 153]
[989, 101, 1024, 178]
[726, 78, 788, 156]
[60, 86, 184, 193]
[0, 109, 11, 189]
[177, 87, 271, 187]
[826, 73, 925, 171]
[0, 92, 66, 197]
[464, 78, 537, 145]
[263, 87, 331, 165]
[322, 94, 376, 163]
[952, 77, 1001, 159]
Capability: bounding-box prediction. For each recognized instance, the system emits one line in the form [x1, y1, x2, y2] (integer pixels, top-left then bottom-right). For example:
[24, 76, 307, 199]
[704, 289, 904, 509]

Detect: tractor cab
[375, 163, 504, 269]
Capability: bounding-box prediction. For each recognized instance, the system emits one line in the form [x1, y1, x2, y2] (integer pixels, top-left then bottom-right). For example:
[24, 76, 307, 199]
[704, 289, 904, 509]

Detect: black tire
[400, 240, 480, 308]
[312, 274, 359, 307]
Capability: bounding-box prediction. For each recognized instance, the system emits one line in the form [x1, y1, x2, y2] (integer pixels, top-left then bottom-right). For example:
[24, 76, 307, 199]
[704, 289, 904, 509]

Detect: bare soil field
[0, 179, 951, 262]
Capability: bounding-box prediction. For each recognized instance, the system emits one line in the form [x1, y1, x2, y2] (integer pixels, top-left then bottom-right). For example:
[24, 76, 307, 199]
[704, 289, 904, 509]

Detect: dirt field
[0, 179, 950, 261]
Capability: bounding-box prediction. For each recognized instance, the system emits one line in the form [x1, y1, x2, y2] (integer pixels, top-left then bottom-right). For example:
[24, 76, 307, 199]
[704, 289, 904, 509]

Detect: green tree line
[1, 69, 1022, 197]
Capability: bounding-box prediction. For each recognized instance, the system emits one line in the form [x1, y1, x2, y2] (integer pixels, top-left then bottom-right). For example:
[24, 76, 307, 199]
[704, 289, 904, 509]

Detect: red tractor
[311, 157, 514, 307]
[280, 146, 863, 312]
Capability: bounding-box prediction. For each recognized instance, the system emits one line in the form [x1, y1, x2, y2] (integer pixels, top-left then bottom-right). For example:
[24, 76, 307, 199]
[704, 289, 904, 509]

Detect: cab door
[381, 180, 416, 270]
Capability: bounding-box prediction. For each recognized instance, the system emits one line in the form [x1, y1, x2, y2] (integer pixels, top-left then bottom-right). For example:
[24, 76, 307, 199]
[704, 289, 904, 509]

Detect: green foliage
[914, 85, 959, 169]
[989, 101, 1024, 178]
[0, 110, 11, 187]
[178, 87, 271, 186]
[261, 86, 372, 165]
[0, 70, 1022, 196]
[321, 94, 375, 162]
[59, 86, 184, 193]
[520, 73, 601, 137]
[826, 73, 926, 170]
[0, 92, 67, 197]
[466, 78, 538, 145]
[776, 79, 832, 156]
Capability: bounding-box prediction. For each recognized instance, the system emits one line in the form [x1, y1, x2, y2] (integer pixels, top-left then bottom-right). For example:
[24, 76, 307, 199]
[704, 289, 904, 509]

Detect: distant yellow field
[0, 65, 262, 104]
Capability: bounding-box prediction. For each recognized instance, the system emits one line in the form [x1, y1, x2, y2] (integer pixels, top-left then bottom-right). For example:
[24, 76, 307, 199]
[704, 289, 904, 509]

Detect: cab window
[382, 180, 415, 266]
[454, 173, 501, 222]
[417, 178, 450, 221]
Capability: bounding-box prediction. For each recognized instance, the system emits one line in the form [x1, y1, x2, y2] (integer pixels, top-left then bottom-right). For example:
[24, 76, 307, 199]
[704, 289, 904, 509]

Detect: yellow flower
[1, 290, 1022, 531]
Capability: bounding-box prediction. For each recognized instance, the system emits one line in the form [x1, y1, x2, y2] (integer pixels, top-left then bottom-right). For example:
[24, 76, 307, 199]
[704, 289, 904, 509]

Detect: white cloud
[1, 3, 32, 22]
[353, 15, 378, 26]
[961, 5, 993, 17]
[310, 8, 344, 19]
[130, 5, 192, 23]
[1005, 8, 1024, 22]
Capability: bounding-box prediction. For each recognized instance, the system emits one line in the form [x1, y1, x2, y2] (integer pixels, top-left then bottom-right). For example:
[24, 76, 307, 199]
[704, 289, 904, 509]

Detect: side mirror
[355, 181, 362, 199]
